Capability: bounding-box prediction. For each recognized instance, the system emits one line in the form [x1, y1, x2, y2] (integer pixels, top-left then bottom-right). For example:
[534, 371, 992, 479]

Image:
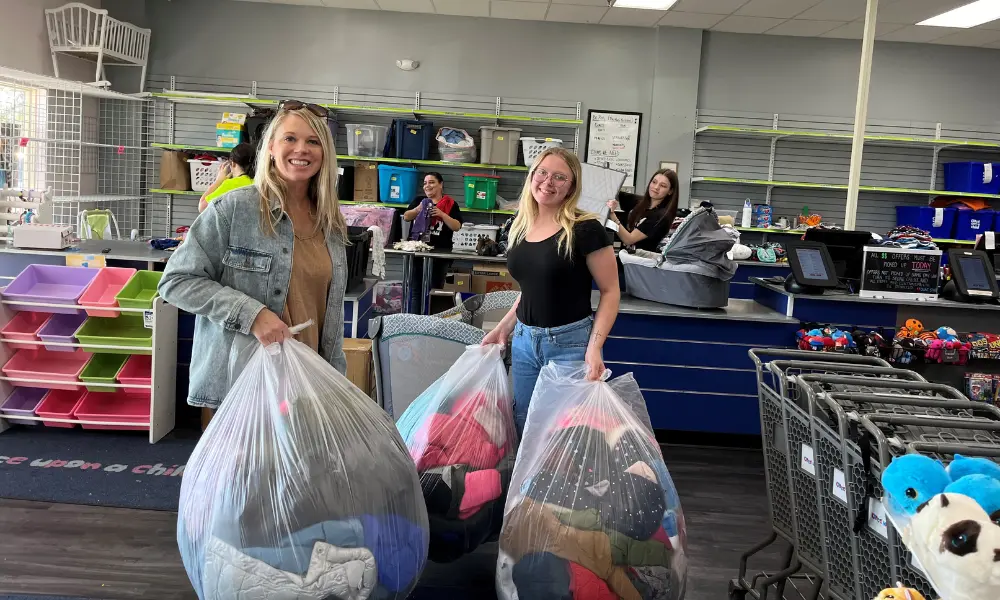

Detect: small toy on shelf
[964, 372, 997, 403]
[795, 325, 856, 353]
[874, 586, 926, 600]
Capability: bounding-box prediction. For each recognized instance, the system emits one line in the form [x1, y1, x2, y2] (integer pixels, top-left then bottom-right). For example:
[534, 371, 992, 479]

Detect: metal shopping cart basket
[739, 349, 926, 600]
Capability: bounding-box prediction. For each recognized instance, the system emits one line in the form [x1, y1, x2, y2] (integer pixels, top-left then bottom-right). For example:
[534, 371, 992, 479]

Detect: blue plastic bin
[955, 208, 996, 240]
[378, 165, 420, 205]
[943, 162, 1000, 195]
[394, 119, 433, 160]
[895, 205, 957, 239]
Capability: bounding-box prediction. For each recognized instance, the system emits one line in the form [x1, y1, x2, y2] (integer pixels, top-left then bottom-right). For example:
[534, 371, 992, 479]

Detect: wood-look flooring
[0, 445, 785, 600]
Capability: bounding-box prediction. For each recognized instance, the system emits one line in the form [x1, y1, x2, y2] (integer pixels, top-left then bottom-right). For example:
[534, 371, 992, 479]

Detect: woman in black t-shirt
[606, 169, 679, 252]
[481, 148, 620, 436]
[401, 172, 463, 308]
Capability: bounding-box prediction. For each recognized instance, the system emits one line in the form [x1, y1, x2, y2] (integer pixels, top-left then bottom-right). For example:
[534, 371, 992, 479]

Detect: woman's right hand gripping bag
[396, 344, 517, 563]
[177, 337, 429, 600]
[496, 362, 688, 600]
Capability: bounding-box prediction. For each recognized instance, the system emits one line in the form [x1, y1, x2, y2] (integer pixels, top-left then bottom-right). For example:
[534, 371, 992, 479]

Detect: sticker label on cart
[800, 444, 816, 476]
[832, 469, 848, 504]
[867, 499, 889, 539]
[143, 310, 154, 329]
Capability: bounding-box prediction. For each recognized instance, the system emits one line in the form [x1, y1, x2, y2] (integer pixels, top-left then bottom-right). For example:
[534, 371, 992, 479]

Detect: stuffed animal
[945, 474, 1000, 524]
[882, 454, 952, 516]
[935, 326, 959, 342]
[948, 454, 1000, 482]
[874, 587, 926, 600]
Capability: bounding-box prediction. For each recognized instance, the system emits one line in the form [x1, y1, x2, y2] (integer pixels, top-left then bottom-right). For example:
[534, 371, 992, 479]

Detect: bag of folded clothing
[177, 334, 429, 600]
[497, 362, 687, 600]
[396, 344, 517, 563]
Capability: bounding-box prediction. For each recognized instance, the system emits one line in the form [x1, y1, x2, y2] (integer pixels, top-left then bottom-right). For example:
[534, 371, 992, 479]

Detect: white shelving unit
[0, 296, 177, 443]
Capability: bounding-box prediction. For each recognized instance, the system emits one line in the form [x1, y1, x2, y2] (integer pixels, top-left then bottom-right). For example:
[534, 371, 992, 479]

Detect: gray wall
[1, 0, 103, 81]
[698, 31, 1000, 125]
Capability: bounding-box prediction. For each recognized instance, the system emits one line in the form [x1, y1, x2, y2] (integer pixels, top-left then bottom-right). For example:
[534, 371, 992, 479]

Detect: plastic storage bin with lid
[480, 127, 522, 166]
[955, 208, 996, 240]
[378, 165, 420, 205]
[943, 162, 1000, 195]
[895, 205, 957, 239]
[346, 124, 388, 158]
[393, 119, 433, 160]
[464, 174, 501, 210]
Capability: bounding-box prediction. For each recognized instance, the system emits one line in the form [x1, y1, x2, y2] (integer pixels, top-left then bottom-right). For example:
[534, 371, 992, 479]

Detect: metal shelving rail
[741, 348, 1000, 600]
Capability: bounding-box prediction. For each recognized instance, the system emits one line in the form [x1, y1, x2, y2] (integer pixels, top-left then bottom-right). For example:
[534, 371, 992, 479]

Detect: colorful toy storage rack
[0, 265, 178, 443]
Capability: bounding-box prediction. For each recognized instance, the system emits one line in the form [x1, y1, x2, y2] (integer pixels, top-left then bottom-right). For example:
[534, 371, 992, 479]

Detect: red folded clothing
[568, 562, 617, 600]
[414, 412, 504, 471]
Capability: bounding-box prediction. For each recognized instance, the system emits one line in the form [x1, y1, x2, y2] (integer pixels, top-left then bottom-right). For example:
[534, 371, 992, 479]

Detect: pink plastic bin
[0, 387, 46, 425]
[35, 389, 86, 428]
[36, 313, 88, 352]
[73, 390, 150, 430]
[0, 311, 51, 349]
[1, 348, 92, 390]
[117, 354, 152, 391]
[79, 267, 137, 317]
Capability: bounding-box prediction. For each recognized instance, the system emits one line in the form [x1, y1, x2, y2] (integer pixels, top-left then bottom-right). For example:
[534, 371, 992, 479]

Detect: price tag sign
[860, 246, 942, 300]
[832, 468, 848, 504]
[143, 310, 154, 329]
[800, 443, 816, 476]
[117, 145, 125, 155]
[867, 498, 889, 539]
[65, 254, 105, 269]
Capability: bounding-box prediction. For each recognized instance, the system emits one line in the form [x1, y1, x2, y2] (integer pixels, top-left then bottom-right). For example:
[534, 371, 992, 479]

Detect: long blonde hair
[253, 107, 347, 238]
[508, 147, 593, 258]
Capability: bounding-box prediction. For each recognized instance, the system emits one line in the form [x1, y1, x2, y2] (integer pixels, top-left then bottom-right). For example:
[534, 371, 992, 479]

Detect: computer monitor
[947, 248, 999, 301]
[786, 240, 839, 290]
[802, 229, 874, 282]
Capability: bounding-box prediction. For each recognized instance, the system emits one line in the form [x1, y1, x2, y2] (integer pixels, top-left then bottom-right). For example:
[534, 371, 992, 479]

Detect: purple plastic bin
[0, 387, 46, 425]
[2, 265, 99, 314]
[37, 312, 88, 352]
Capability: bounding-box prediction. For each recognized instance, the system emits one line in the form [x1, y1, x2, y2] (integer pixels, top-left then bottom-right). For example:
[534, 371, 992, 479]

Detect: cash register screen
[796, 248, 830, 281]
[959, 256, 992, 291]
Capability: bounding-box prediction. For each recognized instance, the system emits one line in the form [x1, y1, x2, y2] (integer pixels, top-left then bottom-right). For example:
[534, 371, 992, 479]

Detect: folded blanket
[242, 519, 365, 574]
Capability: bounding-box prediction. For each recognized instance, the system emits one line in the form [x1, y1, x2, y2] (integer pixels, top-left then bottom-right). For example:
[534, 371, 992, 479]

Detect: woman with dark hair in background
[606, 169, 679, 251]
[198, 143, 256, 213]
[402, 172, 463, 309]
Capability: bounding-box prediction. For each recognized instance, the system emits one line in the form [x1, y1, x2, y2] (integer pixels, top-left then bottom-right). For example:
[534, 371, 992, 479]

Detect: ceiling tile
[820, 19, 904, 39]
[878, 24, 962, 43]
[736, 0, 821, 19]
[877, 0, 971, 25]
[275, 0, 324, 5]
[671, 0, 751, 16]
[490, 0, 549, 20]
[375, 0, 434, 12]
[321, 0, 380, 7]
[601, 7, 667, 26]
[711, 15, 786, 33]
[765, 19, 844, 36]
[545, 3, 609, 23]
[658, 10, 727, 28]
[433, 0, 489, 16]
[930, 28, 1000, 47]
[551, 0, 608, 5]
[981, 20, 1000, 31]
[795, 0, 866, 21]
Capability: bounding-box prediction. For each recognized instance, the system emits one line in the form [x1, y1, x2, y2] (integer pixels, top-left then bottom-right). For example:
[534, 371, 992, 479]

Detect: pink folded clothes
[458, 468, 503, 519]
[414, 412, 505, 471]
[555, 405, 623, 433]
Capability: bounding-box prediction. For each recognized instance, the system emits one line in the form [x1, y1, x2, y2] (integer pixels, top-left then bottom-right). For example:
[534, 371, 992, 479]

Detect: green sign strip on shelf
[339, 199, 513, 215]
[697, 125, 1000, 149]
[694, 176, 1000, 200]
[152, 143, 229, 153]
[150, 188, 201, 196]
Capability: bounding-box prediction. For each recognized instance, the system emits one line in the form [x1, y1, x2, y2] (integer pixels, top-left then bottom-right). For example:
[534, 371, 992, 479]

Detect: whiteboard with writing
[585, 110, 642, 189]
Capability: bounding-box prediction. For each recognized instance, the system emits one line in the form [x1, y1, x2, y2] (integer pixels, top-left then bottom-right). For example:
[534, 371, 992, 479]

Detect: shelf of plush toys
[796, 321, 974, 366]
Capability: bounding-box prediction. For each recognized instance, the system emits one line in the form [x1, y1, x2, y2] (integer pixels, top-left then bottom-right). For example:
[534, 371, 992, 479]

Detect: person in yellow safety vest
[199, 142, 256, 213]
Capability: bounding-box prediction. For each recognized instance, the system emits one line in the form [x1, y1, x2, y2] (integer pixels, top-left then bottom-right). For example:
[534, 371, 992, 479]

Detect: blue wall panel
[642, 390, 761, 435]
[604, 337, 760, 370]
[792, 298, 897, 328]
[612, 313, 796, 346]
[606, 362, 756, 395]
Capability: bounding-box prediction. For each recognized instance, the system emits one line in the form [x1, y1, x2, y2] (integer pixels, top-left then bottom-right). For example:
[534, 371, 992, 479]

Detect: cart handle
[861, 412, 1000, 432]
[748, 347, 890, 369]
[769, 361, 924, 381]
[798, 374, 965, 399]
[906, 441, 1000, 458]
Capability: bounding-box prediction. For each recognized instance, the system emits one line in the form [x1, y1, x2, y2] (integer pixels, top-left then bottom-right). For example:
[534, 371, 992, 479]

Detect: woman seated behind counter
[198, 143, 256, 213]
[606, 168, 679, 251]
[401, 172, 464, 294]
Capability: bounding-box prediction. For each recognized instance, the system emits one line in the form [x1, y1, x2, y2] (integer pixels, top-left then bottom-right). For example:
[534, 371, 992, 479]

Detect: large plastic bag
[178, 335, 429, 600]
[436, 127, 477, 163]
[396, 344, 517, 563]
[497, 362, 687, 600]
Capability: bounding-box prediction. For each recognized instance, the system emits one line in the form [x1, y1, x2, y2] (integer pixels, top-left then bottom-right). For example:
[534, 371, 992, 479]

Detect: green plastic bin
[463, 174, 501, 211]
[115, 270, 163, 310]
[79, 354, 129, 392]
[75, 315, 152, 355]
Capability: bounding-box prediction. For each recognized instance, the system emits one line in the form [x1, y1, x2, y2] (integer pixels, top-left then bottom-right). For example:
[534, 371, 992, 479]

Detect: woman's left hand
[584, 346, 606, 381]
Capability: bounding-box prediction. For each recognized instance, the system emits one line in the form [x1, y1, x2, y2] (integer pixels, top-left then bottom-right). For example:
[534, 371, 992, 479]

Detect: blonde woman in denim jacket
[159, 101, 349, 414]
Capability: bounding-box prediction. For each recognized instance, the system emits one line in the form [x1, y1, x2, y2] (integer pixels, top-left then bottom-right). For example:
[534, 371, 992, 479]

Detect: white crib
[45, 3, 151, 93]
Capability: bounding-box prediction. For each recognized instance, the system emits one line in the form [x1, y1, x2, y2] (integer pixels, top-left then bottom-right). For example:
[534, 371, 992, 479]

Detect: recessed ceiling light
[613, 0, 680, 10]
[918, 0, 1000, 28]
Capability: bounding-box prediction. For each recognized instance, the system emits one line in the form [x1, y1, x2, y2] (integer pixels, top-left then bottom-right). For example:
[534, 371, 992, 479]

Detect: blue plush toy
[881, 454, 952, 516]
[945, 474, 1000, 524]
[948, 454, 1000, 482]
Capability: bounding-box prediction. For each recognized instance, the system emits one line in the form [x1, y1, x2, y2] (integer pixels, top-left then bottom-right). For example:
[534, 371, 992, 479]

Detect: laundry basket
[520, 138, 563, 165]
[188, 159, 223, 192]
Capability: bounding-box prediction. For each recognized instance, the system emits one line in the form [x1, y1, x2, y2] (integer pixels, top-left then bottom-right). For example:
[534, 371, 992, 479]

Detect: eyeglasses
[278, 99, 329, 118]
[531, 168, 572, 186]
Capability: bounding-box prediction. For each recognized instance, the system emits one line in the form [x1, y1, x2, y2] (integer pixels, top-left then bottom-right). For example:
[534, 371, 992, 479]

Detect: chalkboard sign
[860, 246, 942, 300]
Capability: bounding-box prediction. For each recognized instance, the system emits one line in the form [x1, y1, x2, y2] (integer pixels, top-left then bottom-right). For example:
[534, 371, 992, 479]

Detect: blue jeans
[511, 316, 593, 437]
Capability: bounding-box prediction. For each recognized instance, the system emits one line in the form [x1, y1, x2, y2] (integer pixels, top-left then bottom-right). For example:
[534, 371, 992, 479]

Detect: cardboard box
[343, 338, 375, 399]
[471, 262, 519, 294]
[443, 271, 471, 293]
[354, 161, 379, 203]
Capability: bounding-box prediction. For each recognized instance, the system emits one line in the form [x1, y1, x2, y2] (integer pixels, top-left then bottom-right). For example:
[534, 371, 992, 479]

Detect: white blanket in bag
[203, 536, 377, 600]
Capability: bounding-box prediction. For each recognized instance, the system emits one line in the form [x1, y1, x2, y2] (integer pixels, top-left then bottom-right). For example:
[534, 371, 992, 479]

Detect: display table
[0, 240, 173, 277]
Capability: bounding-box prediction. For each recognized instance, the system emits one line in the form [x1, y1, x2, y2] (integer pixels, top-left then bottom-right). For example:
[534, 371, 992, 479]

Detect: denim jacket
[158, 185, 348, 409]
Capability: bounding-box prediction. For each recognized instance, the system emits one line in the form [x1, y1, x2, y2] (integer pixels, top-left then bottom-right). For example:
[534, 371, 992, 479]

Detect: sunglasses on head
[278, 99, 329, 118]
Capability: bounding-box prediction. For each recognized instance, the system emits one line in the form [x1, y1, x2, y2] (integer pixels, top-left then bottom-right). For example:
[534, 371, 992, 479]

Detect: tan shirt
[282, 229, 332, 352]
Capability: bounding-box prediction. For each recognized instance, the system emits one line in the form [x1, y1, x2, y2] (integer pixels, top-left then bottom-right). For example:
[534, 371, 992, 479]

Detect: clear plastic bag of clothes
[178, 335, 429, 600]
[497, 362, 687, 600]
[396, 344, 517, 563]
